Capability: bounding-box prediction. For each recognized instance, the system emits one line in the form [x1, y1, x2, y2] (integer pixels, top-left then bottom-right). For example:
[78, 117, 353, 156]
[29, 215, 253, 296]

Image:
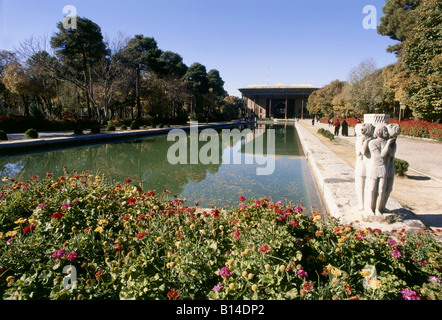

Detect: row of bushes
[0, 115, 100, 134]
[0, 172, 441, 300]
[318, 128, 335, 140]
[319, 117, 442, 141]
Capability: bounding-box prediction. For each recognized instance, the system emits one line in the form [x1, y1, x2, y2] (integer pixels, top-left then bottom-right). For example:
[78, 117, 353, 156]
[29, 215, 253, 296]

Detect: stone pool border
[295, 122, 427, 232]
[0, 121, 253, 155]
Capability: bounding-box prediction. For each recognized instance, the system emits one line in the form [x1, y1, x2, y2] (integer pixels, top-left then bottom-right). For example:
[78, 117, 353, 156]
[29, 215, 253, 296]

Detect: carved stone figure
[380, 123, 401, 212]
[354, 122, 374, 211]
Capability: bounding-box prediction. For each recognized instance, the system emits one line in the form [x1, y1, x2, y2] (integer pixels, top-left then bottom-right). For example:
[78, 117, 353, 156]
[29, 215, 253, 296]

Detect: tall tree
[117, 35, 161, 118]
[50, 17, 109, 118]
[402, 0, 442, 121]
[183, 62, 209, 117]
[377, 0, 420, 55]
[207, 69, 227, 104]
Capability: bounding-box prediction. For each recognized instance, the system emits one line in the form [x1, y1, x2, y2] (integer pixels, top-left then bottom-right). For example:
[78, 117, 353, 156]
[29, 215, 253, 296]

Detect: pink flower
[37, 204, 47, 210]
[232, 229, 241, 240]
[238, 196, 246, 202]
[259, 244, 270, 254]
[219, 267, 233, 277]
[52, 249, 66, 259]
[65, 252, 78, 262]
[429, 276, 440, 283]
[212, 284, 224, 292]
[401, 289, 420, 300]
[61, 203, 71, 210]
[294, 206, 303, 213]
[387, 238, 397, 246]
[297, 269, 308, 278]
[392, 248, 402, 259]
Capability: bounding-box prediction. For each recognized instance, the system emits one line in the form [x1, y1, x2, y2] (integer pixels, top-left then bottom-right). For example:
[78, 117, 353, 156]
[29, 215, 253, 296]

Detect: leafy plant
[25, 129, 39, 139]
[0, 173, 440, 300]
[394, 158, 409, 176]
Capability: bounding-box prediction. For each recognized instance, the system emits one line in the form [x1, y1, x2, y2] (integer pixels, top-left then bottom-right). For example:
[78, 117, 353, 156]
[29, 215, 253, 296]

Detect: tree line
[308, 0, 441, 122]
[0, 17, 243, 123]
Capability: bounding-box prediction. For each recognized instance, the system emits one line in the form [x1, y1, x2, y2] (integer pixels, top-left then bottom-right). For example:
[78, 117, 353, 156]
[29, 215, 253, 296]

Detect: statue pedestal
[364, 114, 390, 125]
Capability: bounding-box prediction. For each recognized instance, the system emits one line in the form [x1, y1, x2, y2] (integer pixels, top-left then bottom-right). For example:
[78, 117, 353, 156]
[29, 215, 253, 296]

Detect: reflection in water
[0, 124, 323, 210]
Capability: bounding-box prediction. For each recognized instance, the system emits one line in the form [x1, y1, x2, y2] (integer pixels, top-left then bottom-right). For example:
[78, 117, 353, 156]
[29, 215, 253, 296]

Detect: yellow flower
[248, 273, 254, 280]
[279, 265, 286, 272]
[331, 268, 342, 277]
[98, 219, 109, 226]
[0, 232, 3, 239]
[360, 269, 372, 278]
[5, 230, 17, 237]
[153, 205, 159, 210]
[14, 218, 27, 225]
[229, 283, 235, 290]
[265, 264, 271, 271]
[156, 237, 162, 243]
[251, 284, 258, 292]
[368, 278, 382, 290]
[94, 226, 104, 234]
[242, 271, 248, 278]
[71, 227, 77, 232]
[226, 259, 234, 266]
[28, 218, 39, 226]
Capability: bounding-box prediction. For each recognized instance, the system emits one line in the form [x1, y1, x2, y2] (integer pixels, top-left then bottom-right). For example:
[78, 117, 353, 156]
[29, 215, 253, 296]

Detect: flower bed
[0, 172, 441, 300]
[390, 119, 442, 141]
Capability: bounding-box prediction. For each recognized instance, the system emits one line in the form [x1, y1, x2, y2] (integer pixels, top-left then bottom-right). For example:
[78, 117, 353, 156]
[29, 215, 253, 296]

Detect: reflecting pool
[0, 124, 323, 210]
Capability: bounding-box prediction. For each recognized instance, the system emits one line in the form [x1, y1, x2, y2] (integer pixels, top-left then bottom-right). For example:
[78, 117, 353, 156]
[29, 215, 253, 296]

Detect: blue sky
[0, 0, 399, 96]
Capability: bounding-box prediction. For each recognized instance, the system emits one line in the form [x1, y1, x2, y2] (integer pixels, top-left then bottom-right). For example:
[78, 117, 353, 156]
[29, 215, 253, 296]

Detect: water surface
[0, 124, 323, 210]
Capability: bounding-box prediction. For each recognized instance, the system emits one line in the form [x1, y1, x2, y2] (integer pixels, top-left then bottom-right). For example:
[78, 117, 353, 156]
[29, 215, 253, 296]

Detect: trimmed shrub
[25, 129, 39, 139]
[395, 158, 409, 177]
[130, 120, 140, 130]
[0, 130, 8, 141]
[318, 128, 334, 140]
[90, 125, 101, 134]
[120, 125, 127, 131]
[106, 124, 116, 132]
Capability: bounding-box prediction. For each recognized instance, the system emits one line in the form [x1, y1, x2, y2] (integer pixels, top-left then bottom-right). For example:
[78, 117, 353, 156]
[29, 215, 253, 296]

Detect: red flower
[137, 231, 146, 240]
[167, 288, 180, 300]
[238, 196, 246, 202]
[290, 220, 299, 228]
[95, 270, 104, 279]
[113, 243, 123, 250]
[125, 179, 132, 184]
[51, 212, 64, 220]
[23, 225, 35, 234]
[147, 190, 155, 196]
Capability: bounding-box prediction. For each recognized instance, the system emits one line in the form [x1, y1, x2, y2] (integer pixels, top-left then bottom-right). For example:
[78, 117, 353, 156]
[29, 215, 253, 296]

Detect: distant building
[239, 83, 318, 119]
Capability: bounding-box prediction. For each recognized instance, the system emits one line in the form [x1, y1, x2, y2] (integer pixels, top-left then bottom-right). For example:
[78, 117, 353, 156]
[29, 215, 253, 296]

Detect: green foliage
[130, 120, 139, 130]
[377, 0, 420, 54]
[120, 125, 127, 131]
[394, 158, 409, 177]
[106, 124, 116, 132]
[25, 129, 38, 139]
[1, 173, 440, 300]
[0, 130, 7, 141]
[318, 128, 334, 140]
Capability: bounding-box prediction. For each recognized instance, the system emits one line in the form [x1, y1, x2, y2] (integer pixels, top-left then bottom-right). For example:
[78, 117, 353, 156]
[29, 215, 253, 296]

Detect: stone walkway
[299, 119, 442, 231]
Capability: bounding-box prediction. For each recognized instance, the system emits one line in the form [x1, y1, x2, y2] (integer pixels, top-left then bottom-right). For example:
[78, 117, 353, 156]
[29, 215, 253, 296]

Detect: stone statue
[354, 122, 374, 211]
[354, 114, 400, 217]
[364, 124, 391, 216]
[379, 123, 401, 212]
